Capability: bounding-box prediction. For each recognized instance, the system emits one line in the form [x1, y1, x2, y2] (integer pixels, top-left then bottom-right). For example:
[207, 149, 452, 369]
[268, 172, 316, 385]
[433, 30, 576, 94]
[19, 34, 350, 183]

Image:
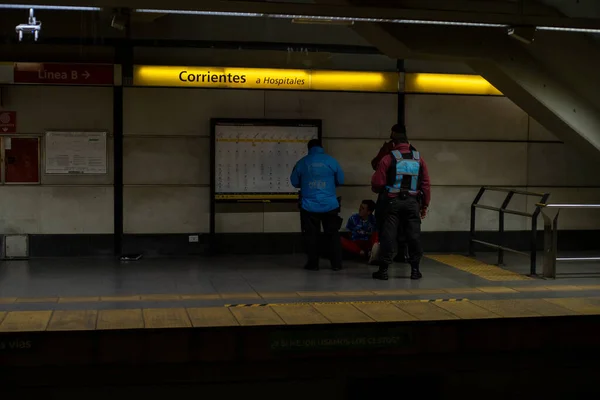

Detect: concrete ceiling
[3, 0, 600, 49]
[4, 0, 600, 28]
[538, 0, 600, 19]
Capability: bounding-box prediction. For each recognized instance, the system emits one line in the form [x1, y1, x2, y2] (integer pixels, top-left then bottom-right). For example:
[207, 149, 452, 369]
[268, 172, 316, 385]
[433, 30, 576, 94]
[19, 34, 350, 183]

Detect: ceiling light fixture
[134, 8, 508, 28]
[537, 26, 600, 34]
[0, 3, 101, 11]
[135, 9, 263, 17]
[291, 17, 354, 26]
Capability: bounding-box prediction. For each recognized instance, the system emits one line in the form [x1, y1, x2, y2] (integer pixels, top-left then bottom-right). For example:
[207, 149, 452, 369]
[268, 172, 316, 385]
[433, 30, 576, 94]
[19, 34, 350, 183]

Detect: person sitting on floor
[341, 200, 379, 259]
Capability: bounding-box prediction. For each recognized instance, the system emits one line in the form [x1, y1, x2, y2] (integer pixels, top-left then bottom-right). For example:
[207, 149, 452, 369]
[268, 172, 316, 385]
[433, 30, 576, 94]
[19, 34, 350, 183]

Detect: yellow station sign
[405, 73, 502, 96]
[133, 65, 400, 93]
[133, 65, 502, 95]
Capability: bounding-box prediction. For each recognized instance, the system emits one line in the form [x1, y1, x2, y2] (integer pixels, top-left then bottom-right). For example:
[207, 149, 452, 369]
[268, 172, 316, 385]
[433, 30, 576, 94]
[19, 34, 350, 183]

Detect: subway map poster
[213, 120, 320, 200]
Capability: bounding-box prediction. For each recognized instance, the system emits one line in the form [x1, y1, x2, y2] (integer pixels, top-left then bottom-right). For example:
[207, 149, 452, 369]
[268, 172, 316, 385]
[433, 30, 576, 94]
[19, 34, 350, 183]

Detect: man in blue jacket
[291, 139, 345, 271]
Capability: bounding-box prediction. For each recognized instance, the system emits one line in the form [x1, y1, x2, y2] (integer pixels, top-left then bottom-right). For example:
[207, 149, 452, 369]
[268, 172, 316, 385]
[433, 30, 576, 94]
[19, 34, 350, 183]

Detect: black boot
[410, 263, 422, 280]
[372, 264, 389, 280]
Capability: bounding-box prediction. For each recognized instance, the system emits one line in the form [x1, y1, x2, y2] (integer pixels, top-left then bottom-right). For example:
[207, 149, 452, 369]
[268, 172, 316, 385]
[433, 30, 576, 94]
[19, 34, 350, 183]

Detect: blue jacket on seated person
[291, 145, 344, 213]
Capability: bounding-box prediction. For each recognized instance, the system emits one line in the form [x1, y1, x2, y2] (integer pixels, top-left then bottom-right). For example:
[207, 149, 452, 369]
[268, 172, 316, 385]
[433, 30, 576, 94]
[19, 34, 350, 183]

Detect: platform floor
[1, 252, 600, 331]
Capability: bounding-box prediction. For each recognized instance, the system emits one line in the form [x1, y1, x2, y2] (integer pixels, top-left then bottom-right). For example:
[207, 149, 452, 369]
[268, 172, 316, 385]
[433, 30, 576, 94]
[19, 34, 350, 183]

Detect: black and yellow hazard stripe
[424, 299, 467, 303]
[224, 299, 468, 308]
[225, 304, 269, 308]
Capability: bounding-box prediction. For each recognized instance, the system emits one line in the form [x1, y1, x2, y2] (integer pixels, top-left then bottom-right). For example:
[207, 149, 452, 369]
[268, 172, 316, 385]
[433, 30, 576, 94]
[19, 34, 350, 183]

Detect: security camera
[15, 8, 42, 42]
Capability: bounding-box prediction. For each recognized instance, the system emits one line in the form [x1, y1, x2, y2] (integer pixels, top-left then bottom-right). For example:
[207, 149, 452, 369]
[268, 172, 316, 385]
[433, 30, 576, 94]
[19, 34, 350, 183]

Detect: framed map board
[44, 131, 108, 175]
[211, 119, 322, 201]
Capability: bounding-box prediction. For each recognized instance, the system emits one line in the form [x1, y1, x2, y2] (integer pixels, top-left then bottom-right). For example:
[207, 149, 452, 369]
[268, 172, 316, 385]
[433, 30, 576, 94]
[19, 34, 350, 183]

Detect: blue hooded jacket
[290, 146, 344, 213]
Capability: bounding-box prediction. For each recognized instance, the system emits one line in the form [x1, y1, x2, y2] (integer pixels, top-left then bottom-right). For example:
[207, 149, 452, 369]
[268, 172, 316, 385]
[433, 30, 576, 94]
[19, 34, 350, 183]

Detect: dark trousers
[375, 192, 409, 260]
[379, 195, 423, 267]
[300, 208, 343, 269]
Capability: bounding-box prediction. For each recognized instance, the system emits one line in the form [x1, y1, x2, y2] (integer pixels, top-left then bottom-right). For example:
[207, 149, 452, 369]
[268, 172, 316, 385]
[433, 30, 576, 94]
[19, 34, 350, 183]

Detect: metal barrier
[469, 187, 550, 276]
[540, 203, 600, 279]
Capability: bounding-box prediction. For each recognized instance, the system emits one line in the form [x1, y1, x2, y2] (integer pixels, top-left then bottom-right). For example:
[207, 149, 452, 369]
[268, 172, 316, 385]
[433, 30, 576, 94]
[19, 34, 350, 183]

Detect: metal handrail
[473, 204, 533, 218]
[484, 187, 547, 197]
[539, 203, 600, 279]
[470, 187, 550, 276]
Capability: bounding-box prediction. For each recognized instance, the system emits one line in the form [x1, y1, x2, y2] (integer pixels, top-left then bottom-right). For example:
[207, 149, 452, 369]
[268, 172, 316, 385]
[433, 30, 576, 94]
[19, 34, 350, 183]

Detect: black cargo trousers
[375, 191, 409, 261]
[378, 193, 423, 267]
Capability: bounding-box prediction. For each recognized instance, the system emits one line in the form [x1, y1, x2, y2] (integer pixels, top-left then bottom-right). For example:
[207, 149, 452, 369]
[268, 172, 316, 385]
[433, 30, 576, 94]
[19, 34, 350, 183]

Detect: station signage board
[13, 63, 114, 85]
[133, 65, 400, 93]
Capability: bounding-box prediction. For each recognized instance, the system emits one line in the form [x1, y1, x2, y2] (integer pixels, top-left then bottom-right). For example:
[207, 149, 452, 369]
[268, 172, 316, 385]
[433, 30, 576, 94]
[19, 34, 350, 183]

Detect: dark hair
[307, 139, 322, 150]
[391, 124, 406, 134]
[390, 124, 408, 143]
[362, 199, 376, 212]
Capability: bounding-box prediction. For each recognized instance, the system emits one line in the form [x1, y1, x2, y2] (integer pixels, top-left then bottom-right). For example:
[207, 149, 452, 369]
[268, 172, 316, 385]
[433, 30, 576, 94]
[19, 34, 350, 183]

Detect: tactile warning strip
[427, 254, 532, 281]
[1, 297, 594, 331]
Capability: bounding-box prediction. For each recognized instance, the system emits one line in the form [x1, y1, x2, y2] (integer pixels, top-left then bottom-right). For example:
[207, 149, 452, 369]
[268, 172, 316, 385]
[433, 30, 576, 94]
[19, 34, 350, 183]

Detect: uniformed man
[291, 139, 345, 271]
[371, 139, 420, 264]
[371, 125, 431, 280]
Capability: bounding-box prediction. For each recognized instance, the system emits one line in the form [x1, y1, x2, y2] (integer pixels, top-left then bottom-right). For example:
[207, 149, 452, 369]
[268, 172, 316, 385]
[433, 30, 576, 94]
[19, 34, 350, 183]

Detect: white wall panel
[5, 86, 112, 133]
[39, 187, 113, 234]
[263, 212, 301, 233]
[124, 187, 209, 234]
[406, 95, 528, 141]
[124, 88, 265, 136]
[412, 141, 528, 186]
[214, 212, 302, 234]
[0, 186, 112, 234]
[527, 143, 600, 187]
[124, 137, 209, 185]
[265, 92, 397, 139]
[528, 117, 558, 141]
[0, 187, 41, 234]
[216, 213, 264, 233]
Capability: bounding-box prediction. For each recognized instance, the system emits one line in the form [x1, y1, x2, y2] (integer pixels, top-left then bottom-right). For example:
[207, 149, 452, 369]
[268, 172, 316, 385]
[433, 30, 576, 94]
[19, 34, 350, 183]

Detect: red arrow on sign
[13, 63, 114, 85]
[0, 111, 16, 133]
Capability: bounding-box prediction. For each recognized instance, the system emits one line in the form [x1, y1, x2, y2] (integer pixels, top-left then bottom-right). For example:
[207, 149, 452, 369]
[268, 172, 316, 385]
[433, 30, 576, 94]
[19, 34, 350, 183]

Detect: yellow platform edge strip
[2, 297, 600, 332]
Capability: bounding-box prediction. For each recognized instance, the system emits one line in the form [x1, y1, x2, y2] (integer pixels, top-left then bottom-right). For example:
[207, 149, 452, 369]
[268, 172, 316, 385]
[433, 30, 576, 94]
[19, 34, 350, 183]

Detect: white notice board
[44, 131, 108, 174]
[214, 121, 320, 200]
